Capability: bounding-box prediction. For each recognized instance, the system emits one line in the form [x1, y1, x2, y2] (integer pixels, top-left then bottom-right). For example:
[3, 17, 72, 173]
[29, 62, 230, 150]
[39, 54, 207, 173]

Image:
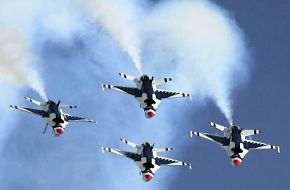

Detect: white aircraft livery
[190, 121, 280, 166]
[102, 73, 191, 118]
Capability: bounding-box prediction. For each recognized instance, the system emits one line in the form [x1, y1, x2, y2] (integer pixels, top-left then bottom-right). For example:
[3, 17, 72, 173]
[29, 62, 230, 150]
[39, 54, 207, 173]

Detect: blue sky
[0, 0, 289, 190]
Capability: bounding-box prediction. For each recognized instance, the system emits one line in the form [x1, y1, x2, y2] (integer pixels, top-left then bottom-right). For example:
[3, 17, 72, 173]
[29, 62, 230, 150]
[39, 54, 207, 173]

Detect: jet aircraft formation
[8, 72, 280, 182]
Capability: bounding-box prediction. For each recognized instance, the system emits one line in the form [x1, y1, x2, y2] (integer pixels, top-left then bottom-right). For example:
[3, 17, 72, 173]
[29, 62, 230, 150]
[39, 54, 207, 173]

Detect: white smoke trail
[142, 0, 249, 124]
[86, 0, 144, 74]
[0, 28, 48, 101]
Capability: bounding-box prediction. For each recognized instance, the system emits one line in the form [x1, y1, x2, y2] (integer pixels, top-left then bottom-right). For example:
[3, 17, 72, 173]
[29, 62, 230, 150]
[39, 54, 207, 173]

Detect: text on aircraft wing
[102, 84, 141, 97]
[155, 156, 191, 168]
[102, 147, 141, 161]
[190, 131, 229, 146]
[9, 105, 48, 117]
[64, 114, 96, 123]
[155, 90, 191, 99]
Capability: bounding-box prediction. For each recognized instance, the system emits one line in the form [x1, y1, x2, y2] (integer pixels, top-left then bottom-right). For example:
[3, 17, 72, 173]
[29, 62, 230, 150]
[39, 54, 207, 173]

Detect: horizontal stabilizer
[153, 77, 173, 86]
[153, 147, 173, 152]
[59, 105, 77, 109]
[242, 129, 262, 136]
[24, 97, 42, 106]
[210, 121, 227, 132]
[118, 72, 138, 82]
[120, 138, 141, 149]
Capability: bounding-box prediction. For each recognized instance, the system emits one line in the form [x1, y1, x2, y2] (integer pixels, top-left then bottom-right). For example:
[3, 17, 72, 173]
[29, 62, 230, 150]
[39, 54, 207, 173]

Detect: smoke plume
[0, 28, 47, 101]
[86, 0, 144, 74]
[86, 0, 249, 124]
[142, 0, 249, 124]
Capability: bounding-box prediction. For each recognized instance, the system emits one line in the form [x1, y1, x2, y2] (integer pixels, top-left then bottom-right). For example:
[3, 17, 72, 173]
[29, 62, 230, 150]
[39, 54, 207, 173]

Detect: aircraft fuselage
[134, 143, 160, 182]
[136, 75, 161, 118]
[224, 125, 249, 166]
[44, 101, 68, 136]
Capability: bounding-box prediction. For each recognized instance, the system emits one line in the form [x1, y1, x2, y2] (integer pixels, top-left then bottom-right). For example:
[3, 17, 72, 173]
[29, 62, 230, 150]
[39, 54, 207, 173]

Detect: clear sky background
[0, 0, 289, 190]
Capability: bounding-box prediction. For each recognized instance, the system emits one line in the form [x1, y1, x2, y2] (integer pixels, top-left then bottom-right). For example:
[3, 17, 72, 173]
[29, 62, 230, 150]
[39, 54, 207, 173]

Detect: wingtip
[189, 94, 192, 101]
[190, 131, 193, 138]
[101, 147, 105, 153]
[209, 121, 214, 127]
[101, 84, 105, 91]
[276, 145, 281, 153]
[189, 164, 192, 170]
[8, 105, 15, 109]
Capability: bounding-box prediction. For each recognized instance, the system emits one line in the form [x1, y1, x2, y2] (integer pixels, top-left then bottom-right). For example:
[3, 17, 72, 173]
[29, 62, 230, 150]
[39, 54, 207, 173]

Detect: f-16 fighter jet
[102, 73, 191, 118]
[102, 139, 191, 182]
[9, 97, 96, 136]
[190, 122, 280, 166]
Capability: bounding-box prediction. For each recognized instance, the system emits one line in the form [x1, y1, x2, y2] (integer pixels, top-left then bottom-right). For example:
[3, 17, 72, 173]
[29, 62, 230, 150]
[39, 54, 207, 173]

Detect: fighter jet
[190, 122, 280, 166]
[102, 139, 191, 182]
[9, 97, 97, 136]
[102, 73, 191, 118]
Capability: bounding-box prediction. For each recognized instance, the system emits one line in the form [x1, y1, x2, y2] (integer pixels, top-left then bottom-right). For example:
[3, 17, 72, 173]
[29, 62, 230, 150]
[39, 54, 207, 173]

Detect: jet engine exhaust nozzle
[232, 159, 241, 166]
[55, 128, 65, 135]
[143, 173, 154, 182]
[145, 110, 155, 118]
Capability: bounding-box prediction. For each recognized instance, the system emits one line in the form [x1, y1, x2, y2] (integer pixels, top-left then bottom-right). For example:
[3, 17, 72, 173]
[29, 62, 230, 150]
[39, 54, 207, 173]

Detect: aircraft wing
[190, 131, 229, 146]
[9, 105, 48, 117]
[243, 140, 280, 153]
[102, 147, 141, 161]
[64, 114, 97, 123]
[102, 84, 141, 97]
[155, 89, 191, 100]
[155, 156, 191, 169]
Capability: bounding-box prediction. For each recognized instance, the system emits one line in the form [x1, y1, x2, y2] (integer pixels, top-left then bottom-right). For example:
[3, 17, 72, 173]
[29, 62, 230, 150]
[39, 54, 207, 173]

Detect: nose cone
[232, 159, 241, 166]
[55, 128, 64, 135]
[143, 173, 154, 182]
[145, 110, 155, 118]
